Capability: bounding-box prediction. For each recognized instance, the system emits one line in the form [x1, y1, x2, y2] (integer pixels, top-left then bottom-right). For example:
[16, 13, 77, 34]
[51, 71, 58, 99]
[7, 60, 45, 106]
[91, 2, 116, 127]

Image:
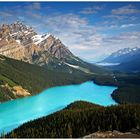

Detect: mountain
[0, 21, 118, 102]
[0, 21, 73, 63]
[100, 47, 140, 72]
[0, 21, 109, 74]
[102, 47, 140, 63]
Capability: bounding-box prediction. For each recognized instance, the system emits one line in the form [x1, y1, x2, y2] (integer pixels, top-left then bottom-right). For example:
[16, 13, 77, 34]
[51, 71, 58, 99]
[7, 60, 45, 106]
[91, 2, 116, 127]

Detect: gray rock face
[0, 21, 74, 65]
[83, 130, 140, 138]
[0, 22, 103, 75]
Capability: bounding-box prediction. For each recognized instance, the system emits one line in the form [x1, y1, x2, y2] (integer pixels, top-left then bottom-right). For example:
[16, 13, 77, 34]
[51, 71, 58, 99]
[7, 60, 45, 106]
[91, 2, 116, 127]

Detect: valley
[95, 47, 140, 104]
[0, 21, 117, 102]
[0, 20, 140, 138]
[0, 55, 94, 102]
[0, 81, 116, 134]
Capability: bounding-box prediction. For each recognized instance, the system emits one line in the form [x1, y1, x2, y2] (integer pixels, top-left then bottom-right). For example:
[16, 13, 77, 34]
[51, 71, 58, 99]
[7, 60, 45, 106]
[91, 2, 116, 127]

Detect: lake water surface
[0, 81, 117, 134]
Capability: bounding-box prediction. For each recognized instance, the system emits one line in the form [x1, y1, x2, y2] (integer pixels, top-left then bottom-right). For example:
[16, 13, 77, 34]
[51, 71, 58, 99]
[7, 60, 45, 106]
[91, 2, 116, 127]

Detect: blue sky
[0, 2, 140, 62]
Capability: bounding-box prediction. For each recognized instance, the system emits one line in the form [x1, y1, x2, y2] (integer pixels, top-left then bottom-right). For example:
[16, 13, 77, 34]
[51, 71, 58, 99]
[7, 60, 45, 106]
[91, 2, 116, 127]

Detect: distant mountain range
[102, 47, 140, 63]
[100, 47, 140, 72]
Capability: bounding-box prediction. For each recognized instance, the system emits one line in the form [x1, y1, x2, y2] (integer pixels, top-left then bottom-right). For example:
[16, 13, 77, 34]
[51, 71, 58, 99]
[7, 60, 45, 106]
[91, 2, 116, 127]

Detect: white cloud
[29, 13, 140, 61]
[1, 3, 140, 62]
[120, 23, 138, 28]
[25, 2, 41, 10]
[80, 6, 103, 14]
[102, 32, 140, 55]
[112, 4, 140, 15]
[0, 11, 12, 17]
[33, 13, 106, 60]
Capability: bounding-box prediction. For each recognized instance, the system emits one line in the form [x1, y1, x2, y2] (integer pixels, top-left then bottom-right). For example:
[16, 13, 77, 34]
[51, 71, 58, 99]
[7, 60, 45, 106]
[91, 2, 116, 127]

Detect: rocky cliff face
[0, 39, 25, 61]
[0, 21, 107, 75]
[0, 21, 74, 65]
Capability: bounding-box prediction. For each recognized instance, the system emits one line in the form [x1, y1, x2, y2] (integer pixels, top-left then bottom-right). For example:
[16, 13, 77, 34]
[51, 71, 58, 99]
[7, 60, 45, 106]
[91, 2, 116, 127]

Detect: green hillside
[111, 72, 140, 104]
[0, 55, 90, 102]
[0, 55, 116, 102]
[1, 54, 140, 104]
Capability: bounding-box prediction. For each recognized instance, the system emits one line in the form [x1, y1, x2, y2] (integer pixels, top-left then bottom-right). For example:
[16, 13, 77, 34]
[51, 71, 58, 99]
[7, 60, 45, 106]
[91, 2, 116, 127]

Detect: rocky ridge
[102, 47, 140, 63]
[0, 21, 74, 65]
[0, 21, 112, 75]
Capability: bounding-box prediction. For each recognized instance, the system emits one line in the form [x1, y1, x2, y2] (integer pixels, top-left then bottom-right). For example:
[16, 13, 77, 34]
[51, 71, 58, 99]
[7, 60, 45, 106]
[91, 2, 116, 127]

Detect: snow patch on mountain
[64, 62, 79, 69]
[16, 40, 21, 44]
[112, 47, 139, 58]
[97, 62, 120, 66]
[102, 47, 140, 63]
[32, 33, 52, 45]
[64, 62, 93, 74]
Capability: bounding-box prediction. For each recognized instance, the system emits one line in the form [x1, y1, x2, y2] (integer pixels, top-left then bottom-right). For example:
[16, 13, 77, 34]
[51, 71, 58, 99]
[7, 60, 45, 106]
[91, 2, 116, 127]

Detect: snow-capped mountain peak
[0, 21, 111, 75]
[0, 21, 74, 64]
[32, 33, 60, 45]
[112, 47, 140, 58]
[102, 47, 140, 63]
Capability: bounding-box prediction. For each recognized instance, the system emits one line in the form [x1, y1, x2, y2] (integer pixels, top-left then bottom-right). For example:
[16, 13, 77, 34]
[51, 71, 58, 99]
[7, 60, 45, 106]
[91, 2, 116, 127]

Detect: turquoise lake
[0, 81, 117, 134]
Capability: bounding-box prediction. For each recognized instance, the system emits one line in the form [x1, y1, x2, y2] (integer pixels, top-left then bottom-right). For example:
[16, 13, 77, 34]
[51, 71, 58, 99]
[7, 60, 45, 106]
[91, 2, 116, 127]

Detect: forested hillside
[0, 55, 117, 102]
[1, 54, 140, 104]
[0, 55, 92, 102]
[5, 101, 140, 138]
[111, 72, 140, 104]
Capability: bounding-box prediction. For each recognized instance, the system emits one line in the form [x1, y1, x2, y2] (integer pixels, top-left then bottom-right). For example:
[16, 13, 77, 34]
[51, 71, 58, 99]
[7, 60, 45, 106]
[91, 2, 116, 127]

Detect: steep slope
[0, 21, 117, 103]
[0, 22, 77, 65]
[0, 21, 111, 75]
[0, 54, 118, 102]
[0, 55, 94, 102]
